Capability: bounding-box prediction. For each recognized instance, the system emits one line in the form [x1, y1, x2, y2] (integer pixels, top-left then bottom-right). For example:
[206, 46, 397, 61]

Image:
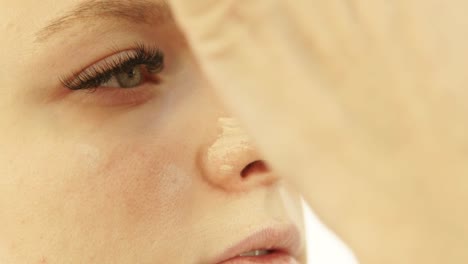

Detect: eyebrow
[35, 0, 171, 42]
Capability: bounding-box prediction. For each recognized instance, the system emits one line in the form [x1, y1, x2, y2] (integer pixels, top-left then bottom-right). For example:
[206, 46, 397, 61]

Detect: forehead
[1, 0, 168, 46]
[1, 0, 78, 41]
[0, 0, 170, 87]
[0, 0, 79, 74]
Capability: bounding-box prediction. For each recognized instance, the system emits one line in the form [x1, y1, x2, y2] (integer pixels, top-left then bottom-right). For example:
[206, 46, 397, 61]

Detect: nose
[198, 117, 278, 192]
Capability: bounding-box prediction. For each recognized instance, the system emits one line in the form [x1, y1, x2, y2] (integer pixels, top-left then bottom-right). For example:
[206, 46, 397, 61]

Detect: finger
[168, 0, 343, 126]
[168, 0, 363, 215]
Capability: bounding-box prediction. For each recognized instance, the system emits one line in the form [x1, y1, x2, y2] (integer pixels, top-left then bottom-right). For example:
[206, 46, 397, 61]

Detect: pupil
[117, 66, 143, 88]
[126, 69, 135, 79]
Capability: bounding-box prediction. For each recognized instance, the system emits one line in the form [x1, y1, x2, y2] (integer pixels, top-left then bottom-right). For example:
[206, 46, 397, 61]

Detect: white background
[303, 201, 358, 264]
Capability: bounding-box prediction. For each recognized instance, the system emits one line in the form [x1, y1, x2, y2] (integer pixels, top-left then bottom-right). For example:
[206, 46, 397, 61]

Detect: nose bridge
[199, 117, 277, 192]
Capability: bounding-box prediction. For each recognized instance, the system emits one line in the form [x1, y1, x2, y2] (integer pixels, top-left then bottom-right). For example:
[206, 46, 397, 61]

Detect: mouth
[213, 225, 301, 264]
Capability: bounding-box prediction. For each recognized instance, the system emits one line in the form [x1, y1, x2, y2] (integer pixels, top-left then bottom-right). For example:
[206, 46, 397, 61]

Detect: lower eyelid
[66, 83, 158, 107]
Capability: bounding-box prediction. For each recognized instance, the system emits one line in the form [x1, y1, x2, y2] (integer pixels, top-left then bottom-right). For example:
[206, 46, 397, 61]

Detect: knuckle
[181, 0, 273, 57]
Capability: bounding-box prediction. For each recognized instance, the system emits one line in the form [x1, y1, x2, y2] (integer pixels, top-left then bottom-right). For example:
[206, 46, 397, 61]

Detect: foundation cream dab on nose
[206, 117, 252, 175]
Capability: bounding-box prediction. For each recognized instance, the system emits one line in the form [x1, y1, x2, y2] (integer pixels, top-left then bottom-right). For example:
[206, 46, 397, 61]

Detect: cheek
[94, 142, 195, 224]
[1, 138, 197, 261]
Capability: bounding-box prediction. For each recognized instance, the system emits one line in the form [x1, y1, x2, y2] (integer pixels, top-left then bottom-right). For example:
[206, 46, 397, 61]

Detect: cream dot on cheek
[94, 145, 195, 221]
[158, 164, 193, 197]
[74, 143, 102, 171]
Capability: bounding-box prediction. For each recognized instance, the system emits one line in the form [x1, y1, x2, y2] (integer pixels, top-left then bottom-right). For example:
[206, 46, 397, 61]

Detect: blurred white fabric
[303, 200, 358, 264]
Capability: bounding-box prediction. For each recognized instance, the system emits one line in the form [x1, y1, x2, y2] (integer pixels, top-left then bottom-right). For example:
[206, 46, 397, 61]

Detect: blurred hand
[169, 1, 468, 263]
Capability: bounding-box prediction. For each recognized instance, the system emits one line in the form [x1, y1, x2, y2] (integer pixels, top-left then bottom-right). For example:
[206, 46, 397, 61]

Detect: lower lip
[218, 252, 299, 264]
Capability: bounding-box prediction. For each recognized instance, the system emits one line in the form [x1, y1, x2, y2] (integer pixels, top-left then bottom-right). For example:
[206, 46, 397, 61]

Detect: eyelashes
[60, 43, 164, 91]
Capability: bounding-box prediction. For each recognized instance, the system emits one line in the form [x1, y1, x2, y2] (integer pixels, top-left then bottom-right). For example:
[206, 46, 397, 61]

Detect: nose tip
[199, 118, 278, 192]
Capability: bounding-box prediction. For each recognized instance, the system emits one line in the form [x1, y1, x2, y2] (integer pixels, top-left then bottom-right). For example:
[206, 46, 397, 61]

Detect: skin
[0, 0, 306, 263]
[169, 0, 468, 263]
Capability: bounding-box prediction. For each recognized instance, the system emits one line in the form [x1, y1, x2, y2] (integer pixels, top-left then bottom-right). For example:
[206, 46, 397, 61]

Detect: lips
[213, 225, 301, 264]
[218, 252, 298, 264]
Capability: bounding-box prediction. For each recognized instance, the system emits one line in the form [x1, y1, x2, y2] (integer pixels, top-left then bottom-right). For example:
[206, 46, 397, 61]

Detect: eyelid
[67, 84, 158, 107]
[56, 43, 166, 107]
[60, 43, 164, 90]
[78, 50, 138, 77]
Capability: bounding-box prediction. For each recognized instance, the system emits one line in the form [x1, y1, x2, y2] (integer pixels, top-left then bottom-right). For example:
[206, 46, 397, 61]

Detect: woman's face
[0, 0, 305, 263]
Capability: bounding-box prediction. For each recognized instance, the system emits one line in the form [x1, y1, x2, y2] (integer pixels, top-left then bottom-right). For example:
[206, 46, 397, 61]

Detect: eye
[59, 44, 165, 106]
[61, 43, 164, 91]
[103, 65, 145, 89]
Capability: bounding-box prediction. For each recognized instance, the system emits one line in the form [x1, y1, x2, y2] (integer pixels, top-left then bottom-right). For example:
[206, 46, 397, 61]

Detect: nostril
[241, 160, 269, 178]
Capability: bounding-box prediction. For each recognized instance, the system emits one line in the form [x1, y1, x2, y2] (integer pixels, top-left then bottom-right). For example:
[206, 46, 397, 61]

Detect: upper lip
[213, 224, 302, 263]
